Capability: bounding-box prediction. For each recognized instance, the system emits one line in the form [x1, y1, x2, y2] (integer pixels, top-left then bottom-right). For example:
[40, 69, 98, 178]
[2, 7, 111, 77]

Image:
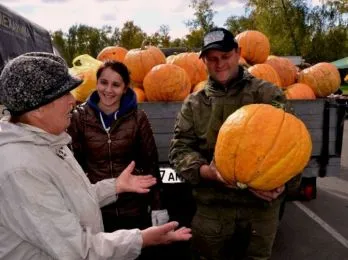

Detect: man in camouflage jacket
[169, 28, 300, 260]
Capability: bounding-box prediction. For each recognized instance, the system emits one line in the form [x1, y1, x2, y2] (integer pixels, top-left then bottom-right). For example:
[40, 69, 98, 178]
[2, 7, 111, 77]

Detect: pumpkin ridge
[248, 106, 286, 187]
[255, 140, 298, 190]
[234, 104, 263, 186]
[264, 118, 301, 187]
[315, 67, 324, 97]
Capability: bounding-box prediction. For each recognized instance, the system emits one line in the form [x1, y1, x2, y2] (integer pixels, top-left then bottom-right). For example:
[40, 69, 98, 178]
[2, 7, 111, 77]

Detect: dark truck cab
[0, 4, 53, 71]
[0, 4, 54, 114]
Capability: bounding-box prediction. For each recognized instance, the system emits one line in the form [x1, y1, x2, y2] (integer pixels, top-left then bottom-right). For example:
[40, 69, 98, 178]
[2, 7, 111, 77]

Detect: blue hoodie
[87, 88, 137, 129]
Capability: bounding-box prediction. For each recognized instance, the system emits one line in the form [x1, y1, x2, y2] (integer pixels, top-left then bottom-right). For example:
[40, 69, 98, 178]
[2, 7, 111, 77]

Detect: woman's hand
[249, 185, 285, 201]
[115, 161, 157, 194]
[141, 221, 192, 247]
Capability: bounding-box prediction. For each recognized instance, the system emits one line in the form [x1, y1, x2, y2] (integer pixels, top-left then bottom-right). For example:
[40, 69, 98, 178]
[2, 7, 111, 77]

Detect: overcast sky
[1, 0, 322, 39]
[0, 0, 247, 38]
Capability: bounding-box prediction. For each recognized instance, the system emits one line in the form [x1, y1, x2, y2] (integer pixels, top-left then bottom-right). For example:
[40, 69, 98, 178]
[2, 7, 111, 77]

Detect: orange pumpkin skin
[132, 87, 146, 103]
[265, 56, 298, 88]
[285, 83, 316, 100]
[215, 104, 312, 191]
[238, 56, 250, 68]
[97, 46, 128, 62]
[248, 64, 282, 87]
[124, 46, 166, 84]
[297, 62, 341, 97]
[167, 52, 208, 87]
[235, 30, 270, 65]
[143, 64, 191, 101]
[192, 80, 207, 93]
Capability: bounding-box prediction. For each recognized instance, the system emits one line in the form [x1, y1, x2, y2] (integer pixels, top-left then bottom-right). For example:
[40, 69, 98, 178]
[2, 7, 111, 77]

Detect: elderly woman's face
[40, 92, 76, 135]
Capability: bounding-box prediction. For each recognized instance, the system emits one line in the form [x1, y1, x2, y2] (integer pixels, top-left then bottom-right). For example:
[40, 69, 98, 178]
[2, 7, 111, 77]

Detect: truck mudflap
[318, 98, 348, 177]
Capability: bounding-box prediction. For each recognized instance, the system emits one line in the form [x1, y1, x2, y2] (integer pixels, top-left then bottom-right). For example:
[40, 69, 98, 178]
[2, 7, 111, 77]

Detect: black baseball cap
[199, 28, 239, 58]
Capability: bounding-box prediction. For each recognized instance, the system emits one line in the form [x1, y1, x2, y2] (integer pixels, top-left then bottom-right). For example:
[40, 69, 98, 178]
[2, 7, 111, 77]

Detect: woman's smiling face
[96, 67, 127, 112]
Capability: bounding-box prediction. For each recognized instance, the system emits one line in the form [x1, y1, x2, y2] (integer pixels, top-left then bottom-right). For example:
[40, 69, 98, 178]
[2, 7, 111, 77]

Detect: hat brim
[199, 43, 236, 58]
[45, 76, 83, 104]
[9, 76, 83, 116]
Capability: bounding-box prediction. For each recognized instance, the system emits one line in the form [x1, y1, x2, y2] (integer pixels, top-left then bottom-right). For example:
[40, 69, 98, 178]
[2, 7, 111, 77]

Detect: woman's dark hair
[96, 60, 131, 87]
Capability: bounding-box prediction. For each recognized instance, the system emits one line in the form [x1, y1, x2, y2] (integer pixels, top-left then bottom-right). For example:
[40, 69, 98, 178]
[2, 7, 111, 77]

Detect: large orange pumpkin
[166, 52, 208, 87]
[248, 64, 282, 87]
[132, 87, 146, 103]
[265, 56, 298, 88]
[297, 62, 341, 97]
[124, 46, 166, 84]
[238, 56, 250, 68]
[215, 104, 312, 191]
[285, 83, 316, 100]
[97, 46, 128, 62]
[235, 30, 270, 65]
[192, 80, 207, 93]
[143, 64, 191, 101]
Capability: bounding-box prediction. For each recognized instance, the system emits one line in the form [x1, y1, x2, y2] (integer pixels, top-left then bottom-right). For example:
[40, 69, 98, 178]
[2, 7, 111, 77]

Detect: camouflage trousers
[190, 200, 281, 260]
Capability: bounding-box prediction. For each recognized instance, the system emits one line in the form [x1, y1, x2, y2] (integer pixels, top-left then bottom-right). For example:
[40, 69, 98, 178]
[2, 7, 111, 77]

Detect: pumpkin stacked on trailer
[69, 29, 341, 104]
[232, 30, 341, 100]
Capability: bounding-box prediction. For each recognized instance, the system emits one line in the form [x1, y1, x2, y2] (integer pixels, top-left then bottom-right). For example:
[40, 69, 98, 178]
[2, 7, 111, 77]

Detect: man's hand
[249, 185, 285, 201]
[200, 160, 237, 188]
[141, 221, 192, 247]
[115, 161, 157, 194]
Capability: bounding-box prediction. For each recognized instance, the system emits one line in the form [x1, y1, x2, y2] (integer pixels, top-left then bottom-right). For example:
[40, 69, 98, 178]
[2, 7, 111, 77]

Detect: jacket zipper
[106, 131, 113, 178]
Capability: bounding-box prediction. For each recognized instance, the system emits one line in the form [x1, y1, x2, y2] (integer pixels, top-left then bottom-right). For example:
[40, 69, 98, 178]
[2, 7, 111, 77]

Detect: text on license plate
[160, 167, 184, 184]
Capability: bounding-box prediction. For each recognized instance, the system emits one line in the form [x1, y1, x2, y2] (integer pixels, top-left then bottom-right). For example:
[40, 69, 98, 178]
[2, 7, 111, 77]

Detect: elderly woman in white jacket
[0, 52, 191, 260]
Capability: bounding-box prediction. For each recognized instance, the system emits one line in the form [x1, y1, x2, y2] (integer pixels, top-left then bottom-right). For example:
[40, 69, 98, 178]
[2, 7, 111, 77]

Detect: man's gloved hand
[151, 209, 170, 226]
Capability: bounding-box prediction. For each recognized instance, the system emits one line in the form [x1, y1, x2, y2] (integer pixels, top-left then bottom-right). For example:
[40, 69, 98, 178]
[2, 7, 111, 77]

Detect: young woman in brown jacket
[68, 61, 169, 258]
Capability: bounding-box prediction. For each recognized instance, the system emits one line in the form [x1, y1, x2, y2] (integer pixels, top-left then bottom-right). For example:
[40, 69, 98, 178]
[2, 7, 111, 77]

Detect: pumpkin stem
[236, 182, 248, 189]
[141, 39, 151, 50]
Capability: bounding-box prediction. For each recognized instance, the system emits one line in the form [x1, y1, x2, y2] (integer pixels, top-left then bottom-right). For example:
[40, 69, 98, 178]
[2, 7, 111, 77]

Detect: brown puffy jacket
[68, 104, 163, 217]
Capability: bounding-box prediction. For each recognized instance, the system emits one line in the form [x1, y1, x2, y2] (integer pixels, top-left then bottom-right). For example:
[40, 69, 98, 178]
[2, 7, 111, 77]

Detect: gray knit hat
[0, 52, 82, 115]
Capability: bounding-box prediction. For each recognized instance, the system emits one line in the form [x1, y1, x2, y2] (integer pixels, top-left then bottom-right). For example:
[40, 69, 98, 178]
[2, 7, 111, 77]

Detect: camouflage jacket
[169, 67, 299, 206]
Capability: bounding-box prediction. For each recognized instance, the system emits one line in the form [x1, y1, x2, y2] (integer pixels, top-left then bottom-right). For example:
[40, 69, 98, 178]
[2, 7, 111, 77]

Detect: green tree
[224, 15, 256, 35]
[51, 24, 118, 65]
[119, 21, 147, 49]
[244, 0, 309, 56]
[305, 0, 348, 63]
[184, 0, 216, 48]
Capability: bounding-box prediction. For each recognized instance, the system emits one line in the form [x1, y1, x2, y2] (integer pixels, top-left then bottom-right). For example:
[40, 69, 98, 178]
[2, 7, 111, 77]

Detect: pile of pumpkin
[236, 30, 341, 100]
[69, 29, 341, 103]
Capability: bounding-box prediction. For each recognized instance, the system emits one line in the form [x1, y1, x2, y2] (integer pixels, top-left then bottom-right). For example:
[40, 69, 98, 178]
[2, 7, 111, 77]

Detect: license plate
[160, 167, 184, 183]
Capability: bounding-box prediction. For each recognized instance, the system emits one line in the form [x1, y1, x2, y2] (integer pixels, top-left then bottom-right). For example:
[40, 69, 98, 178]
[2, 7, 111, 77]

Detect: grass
[340, 84, 348, 95]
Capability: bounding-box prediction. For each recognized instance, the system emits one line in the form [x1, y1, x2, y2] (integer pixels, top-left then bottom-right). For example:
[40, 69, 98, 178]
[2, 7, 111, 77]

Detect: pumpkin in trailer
[214, 104, 312, 191]
[143, 64, 191, 101]
[133, 87, 146, 103]
[248, 64, 282, 87]
[124, 44, 166, 84]
[70, 69, 98, 103]
[235, 30, 270, 65]
[192, 80, 207, 93]
[238, 56, 250, 68]
[284, 83, 316, 100]
[166, 52, 208, 87]
[265, 56, 298, 88]
[96, 46, 128, 62]
[297, 62, 341, 97]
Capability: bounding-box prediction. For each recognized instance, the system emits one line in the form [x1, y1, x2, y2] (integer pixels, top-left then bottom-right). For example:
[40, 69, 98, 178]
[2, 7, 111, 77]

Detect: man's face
[202, 48, 241, 85]
[40, 93, 76, 135]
